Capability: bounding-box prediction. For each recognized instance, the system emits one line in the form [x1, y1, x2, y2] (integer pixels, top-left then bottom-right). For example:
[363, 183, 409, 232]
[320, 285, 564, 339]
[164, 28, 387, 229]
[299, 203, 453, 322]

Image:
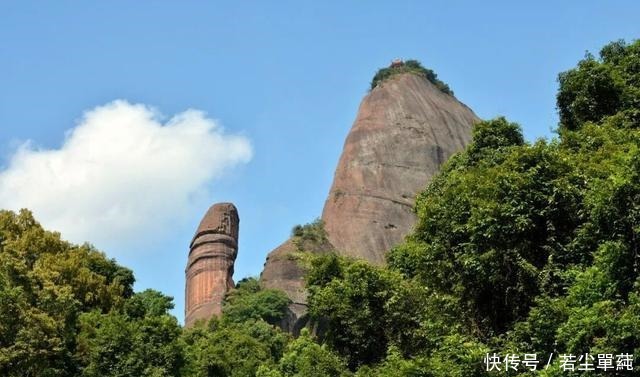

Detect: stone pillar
[185, 203, 239, 327]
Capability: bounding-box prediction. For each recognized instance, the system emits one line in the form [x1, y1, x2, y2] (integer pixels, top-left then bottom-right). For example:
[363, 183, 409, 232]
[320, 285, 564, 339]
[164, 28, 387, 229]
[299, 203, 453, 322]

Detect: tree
[0, 209, 135, 376]
[557, 40, 640, 131]
[308, 258, 399, 368]
[181, 320, 290, 377]
[388, 122, 586, 337]
[76, 290, 183, 377]
[222, 278, 290, 326]
[256, 329, 350, 377]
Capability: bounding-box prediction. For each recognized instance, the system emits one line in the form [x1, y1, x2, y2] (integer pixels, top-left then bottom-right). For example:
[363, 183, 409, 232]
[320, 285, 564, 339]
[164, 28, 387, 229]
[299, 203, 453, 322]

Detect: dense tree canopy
[0, 209, 135, 376]
[0, 211, 292, 377]
[222, 278, 290, 326]
[557, 40, 640, 131]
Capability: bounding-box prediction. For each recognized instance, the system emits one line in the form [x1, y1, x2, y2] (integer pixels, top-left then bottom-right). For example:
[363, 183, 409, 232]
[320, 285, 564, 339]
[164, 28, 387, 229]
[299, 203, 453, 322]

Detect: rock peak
[322, 73, 478, 264]
[261, 68, 479, 331]
[185, 202, 239, 327]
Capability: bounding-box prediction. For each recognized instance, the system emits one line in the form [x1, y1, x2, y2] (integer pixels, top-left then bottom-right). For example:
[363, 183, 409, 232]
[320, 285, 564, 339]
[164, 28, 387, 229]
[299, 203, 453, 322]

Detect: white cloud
[0, 100, 252, 251]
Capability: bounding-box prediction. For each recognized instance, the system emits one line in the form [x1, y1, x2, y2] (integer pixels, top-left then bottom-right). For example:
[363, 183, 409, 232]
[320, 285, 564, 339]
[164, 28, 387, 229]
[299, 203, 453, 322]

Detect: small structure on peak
[390, 58, 404, 68]
[184, 202, 239, 327]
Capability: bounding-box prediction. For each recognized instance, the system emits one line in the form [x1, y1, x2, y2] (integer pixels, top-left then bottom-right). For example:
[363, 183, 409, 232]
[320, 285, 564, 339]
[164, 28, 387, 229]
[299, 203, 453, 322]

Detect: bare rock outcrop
[261, 68, 479, 332]
[185, 203, 239, 327]
[260, 222, 334, 334]
[321, 73, 479, 264]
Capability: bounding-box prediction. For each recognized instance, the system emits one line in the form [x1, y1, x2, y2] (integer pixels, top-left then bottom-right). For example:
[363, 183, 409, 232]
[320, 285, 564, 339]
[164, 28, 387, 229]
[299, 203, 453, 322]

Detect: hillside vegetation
[370, 59, 454, 95]
[1, 39, 639, 376]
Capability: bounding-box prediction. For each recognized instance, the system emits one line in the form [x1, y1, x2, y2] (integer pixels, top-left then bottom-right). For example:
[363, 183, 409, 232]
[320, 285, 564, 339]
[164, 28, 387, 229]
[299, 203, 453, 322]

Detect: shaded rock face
[185, 203, 239, 328]
[260, 234, 335, 335]
[321, 73, 479, 264]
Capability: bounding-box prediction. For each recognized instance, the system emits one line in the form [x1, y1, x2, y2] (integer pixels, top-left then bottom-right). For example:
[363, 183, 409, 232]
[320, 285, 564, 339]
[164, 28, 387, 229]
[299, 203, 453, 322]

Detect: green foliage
[181, 280, 294, 377]
[76, 292, 183, 377]
[124, 289, 175, 318]
[466, 117, 525, 163]
[389, 131, 586, 337]
[557, 39, 640, 131]
[0, 209, 295, 377]
[0, 209, 135, 376]
[389, 109, 640, 367]
[290, 219, 335, 261]
[307, 254, 459, 369]
[370, 59, 454, 95]
[354, 337, 489, 377]
[308, 258, 399, 368]
[222, 277, 291, 325]
[181, 320, 290, 377]
[256, 329, 351, 377]
[306, 252, 344, 287]
[291, 218, 327, 245]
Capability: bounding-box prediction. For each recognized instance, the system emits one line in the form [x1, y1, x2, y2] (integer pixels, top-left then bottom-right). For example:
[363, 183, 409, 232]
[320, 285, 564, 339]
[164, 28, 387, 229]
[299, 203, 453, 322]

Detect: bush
[291, 219, 327, 242]
[370, 59, 454, 95]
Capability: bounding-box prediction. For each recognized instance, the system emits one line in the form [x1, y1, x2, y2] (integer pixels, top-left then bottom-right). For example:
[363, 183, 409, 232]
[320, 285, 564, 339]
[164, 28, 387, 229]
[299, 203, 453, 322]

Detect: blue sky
[1, 1, 638, 323]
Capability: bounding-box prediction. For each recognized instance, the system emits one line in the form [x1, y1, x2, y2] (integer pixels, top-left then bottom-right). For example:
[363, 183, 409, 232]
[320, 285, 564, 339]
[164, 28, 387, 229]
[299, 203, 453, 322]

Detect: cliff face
[322, 73, 479, 264]
[185, 203, 239, 328]
[261, 70, 479, 331]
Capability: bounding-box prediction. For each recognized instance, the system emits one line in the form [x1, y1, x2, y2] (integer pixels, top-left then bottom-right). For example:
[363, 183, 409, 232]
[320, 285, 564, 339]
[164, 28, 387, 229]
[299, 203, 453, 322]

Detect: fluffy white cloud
[0, 100, 252, 250]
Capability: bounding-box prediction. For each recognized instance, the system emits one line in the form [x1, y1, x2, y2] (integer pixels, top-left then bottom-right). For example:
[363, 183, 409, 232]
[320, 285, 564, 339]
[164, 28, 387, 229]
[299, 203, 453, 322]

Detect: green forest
[1, 39, 639, 376]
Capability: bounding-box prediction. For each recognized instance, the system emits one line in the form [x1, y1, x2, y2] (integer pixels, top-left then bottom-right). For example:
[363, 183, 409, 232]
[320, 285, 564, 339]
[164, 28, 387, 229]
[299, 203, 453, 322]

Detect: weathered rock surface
[185, 203, 239, 328]
[321, 73, 479, 264]
[261, 71, 478, 332]
[260, 229, 335, 334]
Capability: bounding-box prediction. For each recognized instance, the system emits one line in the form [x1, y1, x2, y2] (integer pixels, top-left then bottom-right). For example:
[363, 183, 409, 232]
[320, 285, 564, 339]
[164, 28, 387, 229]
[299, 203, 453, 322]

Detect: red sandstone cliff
[261, 70, 479, 330]
[260, 232, 334, 333]
[321, 73, 479, 264]
[185, 203, 239, 327]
